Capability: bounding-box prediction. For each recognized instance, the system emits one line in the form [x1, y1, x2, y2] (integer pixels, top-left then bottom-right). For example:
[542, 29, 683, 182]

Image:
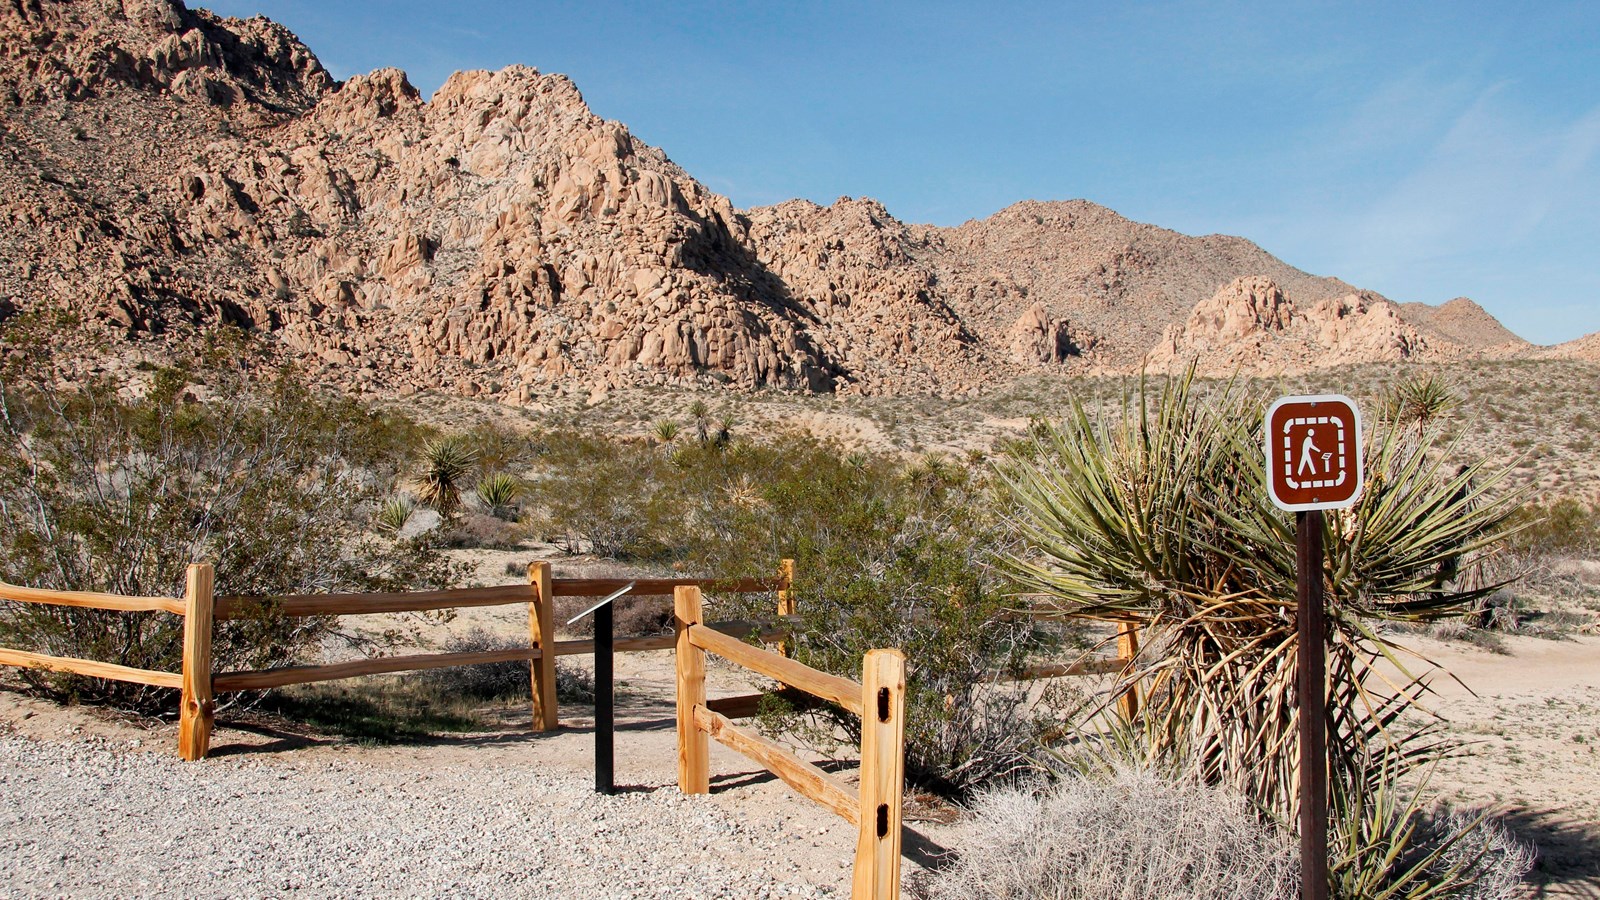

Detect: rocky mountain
[0, 0, 1568, 402]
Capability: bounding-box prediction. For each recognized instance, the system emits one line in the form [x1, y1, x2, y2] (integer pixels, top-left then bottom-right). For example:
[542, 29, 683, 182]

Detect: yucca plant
[474, 471, 522, 520]
[411, 435, 478, 517]
[651, 418, 681, 445]
[375, 495, 416, 536]
[1383, 372, 1462, 435]
[996, 369, 1521, 825]
[1327, 754, 1483, 900]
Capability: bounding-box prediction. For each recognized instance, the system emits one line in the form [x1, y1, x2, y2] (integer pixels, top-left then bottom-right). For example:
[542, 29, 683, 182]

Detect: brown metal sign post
[1266, 394, 1363, 900]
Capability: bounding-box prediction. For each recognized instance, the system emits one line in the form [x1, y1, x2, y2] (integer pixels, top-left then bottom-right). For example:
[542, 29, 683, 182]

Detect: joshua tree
[1384, 372, 1462, 436]
[714, 411, 736, 446]
[688, 400, 711, 444]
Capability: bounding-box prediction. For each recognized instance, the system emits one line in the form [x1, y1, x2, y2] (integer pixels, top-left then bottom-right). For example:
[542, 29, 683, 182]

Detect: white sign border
[1265, 393, 1364, 513]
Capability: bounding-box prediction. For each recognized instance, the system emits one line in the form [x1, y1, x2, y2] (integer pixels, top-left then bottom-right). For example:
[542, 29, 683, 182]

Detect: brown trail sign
[1266, 393, 1363, 900]
[1266, 395, 1363, 511]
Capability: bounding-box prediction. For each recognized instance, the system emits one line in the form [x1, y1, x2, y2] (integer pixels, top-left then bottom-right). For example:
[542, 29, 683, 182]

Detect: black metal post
[1297, 509, 1329, 900]
[594, 599, 615, 795]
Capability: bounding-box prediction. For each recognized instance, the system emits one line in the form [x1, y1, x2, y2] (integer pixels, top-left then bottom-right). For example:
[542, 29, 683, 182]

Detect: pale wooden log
[529, 562, 558, 731]
[553, 576, 783, 597]
[675, 585, 710, 795]
[178, 563, 215, 762]
[853, 649, 906, 900]
[213, 647, 542, 692]
[694, 704, 858, 824]
[689, 623, 863, 716]
[214, 583, 532, 620]
[0, 581, 183, 615]
[1116, 622, 1143, 722]
[775, 558, 796, 660]
[0, 647, 182, 688]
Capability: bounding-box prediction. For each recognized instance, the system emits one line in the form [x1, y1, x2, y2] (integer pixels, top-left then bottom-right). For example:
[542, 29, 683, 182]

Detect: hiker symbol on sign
[1265, 395, 1364, 512]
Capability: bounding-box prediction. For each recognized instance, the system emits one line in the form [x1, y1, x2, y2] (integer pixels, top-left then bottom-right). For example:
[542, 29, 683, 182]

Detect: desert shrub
[997, 369, 1521, 823]
[1507, 498, 1599, 554]
[912, 766, 1297, 900]
[438, 510, 523, 549]
[678, 438, 1065, 796]
[531, 426, 1066, 795]
[0, 358, 457, 713]
[527, 430, 680, 559]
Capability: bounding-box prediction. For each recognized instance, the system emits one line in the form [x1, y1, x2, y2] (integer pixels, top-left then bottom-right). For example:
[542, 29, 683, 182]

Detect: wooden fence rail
[674, 584, 906, 900]
[0, 561, 796, 760]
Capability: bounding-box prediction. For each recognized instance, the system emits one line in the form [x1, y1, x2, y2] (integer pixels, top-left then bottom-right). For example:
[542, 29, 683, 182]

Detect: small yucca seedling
[475, 472, 522, 520]
[375, 495, 416, 535]
[652, 418, 681, 444]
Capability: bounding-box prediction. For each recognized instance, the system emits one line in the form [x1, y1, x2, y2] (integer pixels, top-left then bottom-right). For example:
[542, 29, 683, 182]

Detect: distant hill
[0, 0, 1559, 401]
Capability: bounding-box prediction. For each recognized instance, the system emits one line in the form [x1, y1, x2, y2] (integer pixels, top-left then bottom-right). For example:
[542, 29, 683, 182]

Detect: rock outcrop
[1147, 276, 1434, 374]
[0, 0, 1546, 401]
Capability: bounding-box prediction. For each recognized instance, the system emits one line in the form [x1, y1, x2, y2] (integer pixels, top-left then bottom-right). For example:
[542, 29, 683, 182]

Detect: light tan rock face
[1146, 276, 1441, 374]
[0, 1, 1538, 399]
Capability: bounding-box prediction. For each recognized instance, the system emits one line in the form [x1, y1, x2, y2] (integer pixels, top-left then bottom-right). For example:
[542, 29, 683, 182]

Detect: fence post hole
[853, 648, 905, 900]
[528, 561, 558, 731]
[178, 563, 215, 761]
[775, 558, 796, 658]
[1116, 622, 1142, 722]
[675, 585, 709, 794]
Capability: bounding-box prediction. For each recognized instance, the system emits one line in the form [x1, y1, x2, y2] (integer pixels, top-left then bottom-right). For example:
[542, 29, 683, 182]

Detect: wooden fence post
[775, 558, 796, 658]
[528, 561, 558, 731]
[1116, 622, 1142, 722]
[853, 648, 905, 900]
[178, 563, 215, 761]
[675, 585, 709, 794]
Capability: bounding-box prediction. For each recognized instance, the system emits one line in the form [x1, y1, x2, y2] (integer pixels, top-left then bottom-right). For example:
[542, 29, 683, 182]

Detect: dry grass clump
[912, 767, 1297, 900]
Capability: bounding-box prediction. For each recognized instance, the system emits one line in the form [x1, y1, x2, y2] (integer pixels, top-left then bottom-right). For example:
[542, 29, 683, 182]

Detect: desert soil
[2, 618, 1597, 898]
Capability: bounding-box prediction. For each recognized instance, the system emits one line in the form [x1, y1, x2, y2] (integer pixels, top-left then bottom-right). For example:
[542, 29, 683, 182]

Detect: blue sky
[207, 1, 1600, 344]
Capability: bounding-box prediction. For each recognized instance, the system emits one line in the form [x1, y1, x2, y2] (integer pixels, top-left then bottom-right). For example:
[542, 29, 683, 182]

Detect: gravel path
[0, 733, 839, 899]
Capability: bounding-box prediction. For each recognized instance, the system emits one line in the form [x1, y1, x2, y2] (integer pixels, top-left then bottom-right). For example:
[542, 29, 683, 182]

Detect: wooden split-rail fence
[0, 559, 1145, 900]
[0, 561, 791, 760]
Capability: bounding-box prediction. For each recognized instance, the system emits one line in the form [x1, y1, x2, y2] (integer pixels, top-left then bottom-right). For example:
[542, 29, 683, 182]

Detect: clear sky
[207, 0, 1600, 345]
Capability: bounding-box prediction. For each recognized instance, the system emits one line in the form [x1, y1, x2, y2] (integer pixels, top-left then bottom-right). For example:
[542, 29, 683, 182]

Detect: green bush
[0, 358, 457, 713]
[529, 427, 1069, 796]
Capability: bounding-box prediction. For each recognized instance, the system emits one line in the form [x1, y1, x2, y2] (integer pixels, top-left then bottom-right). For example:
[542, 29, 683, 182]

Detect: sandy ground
[2, 544, 1596, 896]
[1401, 634, 1600, 898]
[3, 630, 1596, 897]
[0, 640, 957, 897]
